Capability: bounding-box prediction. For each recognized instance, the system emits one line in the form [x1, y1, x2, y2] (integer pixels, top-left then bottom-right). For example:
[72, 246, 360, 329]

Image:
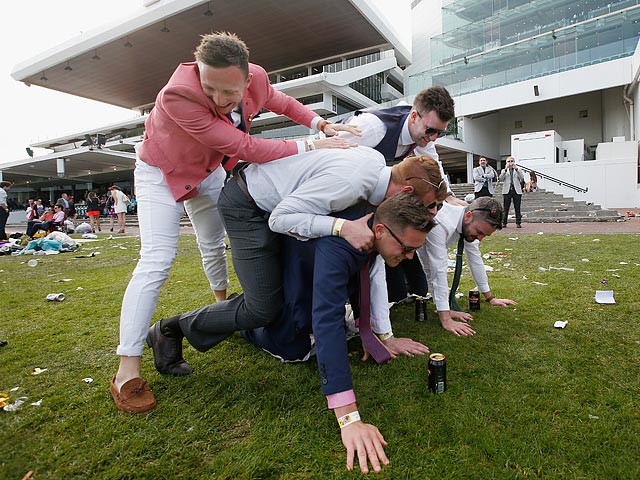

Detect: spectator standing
[110, 185, 127, 234]
[498, 156, 525, 227]
[472, 156, 498, 198]
[26, 199, 37, 221]
[105, 191, 116, 232]
[86, 191, 102, 232]
[35, 199, 45, 217]
[0, 181, 12, 240]
[67, 195, 77, 221]
[56, 193, 70, 214]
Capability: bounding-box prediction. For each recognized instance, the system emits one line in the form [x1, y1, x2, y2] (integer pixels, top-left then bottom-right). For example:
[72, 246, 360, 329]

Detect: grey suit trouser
[179, 175, 284, 352]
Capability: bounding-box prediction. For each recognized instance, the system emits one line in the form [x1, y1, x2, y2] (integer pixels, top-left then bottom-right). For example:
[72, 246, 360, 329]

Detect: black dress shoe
[517, 224, 522, 228]
[146, 322, 193, 376]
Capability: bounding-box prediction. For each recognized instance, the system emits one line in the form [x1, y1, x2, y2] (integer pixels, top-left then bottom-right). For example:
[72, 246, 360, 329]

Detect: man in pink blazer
[111, 31, 358, 414]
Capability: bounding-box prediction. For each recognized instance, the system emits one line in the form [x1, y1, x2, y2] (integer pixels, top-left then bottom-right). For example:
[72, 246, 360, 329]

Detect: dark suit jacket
[244, 203, 372, 396]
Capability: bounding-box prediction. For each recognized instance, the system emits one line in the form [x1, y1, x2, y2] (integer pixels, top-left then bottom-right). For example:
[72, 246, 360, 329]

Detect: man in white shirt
[0, 181, 12, 241]
[417, 197, 517, 336]
[146, 147, 447, 375]
[335, 87, 467, 301]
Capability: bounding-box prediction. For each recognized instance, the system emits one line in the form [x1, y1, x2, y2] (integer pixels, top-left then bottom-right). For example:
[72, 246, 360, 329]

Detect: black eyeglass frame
[382, 223, 422, 254]
[415, 110, 447, 138]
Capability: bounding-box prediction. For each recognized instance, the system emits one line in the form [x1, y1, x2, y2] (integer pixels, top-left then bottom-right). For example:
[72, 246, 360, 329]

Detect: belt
[235, 168, 252, 202]
[233, 167, 265, 214]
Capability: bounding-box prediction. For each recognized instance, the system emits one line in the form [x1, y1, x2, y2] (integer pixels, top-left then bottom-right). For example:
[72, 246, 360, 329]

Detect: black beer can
[428, 353, 446, 393]
[415, 297, 427, 322]
[469, 290, 480, 311]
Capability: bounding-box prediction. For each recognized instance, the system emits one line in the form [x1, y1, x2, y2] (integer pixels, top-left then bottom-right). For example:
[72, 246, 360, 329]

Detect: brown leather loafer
[110, 375, 156, 413]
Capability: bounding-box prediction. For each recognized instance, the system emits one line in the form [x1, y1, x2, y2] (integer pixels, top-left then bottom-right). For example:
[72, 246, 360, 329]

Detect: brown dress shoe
[110, 375, 156, 413]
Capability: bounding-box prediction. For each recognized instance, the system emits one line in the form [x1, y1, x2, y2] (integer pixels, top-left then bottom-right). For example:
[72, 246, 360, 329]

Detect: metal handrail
[515, 164, 588, 193]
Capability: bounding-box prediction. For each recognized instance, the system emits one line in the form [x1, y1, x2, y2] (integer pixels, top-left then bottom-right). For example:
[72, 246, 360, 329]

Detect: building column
[466, 152, 474, 184]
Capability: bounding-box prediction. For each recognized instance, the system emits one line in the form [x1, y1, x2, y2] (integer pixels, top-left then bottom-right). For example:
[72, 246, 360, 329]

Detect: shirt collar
[400, 116, 413, 146]
[370, 167, 392, 206]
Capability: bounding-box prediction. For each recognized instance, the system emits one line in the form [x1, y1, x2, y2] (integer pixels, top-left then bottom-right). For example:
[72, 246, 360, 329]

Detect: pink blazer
[138, 62, 317, 201]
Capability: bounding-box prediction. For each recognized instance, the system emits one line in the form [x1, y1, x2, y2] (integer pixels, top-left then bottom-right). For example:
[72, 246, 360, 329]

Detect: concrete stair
[449, 183, 623, 223]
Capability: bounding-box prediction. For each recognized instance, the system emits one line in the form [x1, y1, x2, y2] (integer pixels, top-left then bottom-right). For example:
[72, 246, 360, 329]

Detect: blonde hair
[391, 155, 448, 201]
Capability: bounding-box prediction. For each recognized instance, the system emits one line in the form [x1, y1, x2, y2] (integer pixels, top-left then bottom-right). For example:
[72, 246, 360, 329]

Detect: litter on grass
[549, 266, 575, 272]
[45, 293, 65, 302]
[74, 251, 100, 258]
[553, 320, 568, 329]
[82, 377, 94, 383]
[595, 290, 616, 304]
[3, 397, 28, 411]
[532, 281, 548, 286]
[30, 399, 43, 406]
[31, 367, 48, 375]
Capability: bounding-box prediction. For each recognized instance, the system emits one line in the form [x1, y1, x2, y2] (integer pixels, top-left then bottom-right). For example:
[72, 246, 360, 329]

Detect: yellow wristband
[338, 411, 361, 429]
[332, 218, 345, 237]
[377, 332, 394, 342]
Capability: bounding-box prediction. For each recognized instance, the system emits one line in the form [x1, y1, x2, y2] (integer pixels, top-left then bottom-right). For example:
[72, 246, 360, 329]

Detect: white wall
[461, 114, 500, 160]
[602, 87, 630, 143]
[405, 0, 443, 81]
[525, 141, 639, 209]
[498, 91, 604, 157]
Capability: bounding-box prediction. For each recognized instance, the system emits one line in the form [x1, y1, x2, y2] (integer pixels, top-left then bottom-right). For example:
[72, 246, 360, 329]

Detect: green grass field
[1, 232, 639, 479]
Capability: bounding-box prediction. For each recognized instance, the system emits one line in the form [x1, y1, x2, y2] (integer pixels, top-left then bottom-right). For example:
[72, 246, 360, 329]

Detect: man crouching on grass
[242, 192, 435, 473]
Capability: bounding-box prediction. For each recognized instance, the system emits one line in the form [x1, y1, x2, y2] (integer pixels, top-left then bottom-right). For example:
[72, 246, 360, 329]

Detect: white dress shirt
[337, 110, 452, 193]
[245, 146, 390, 239]
[417, 203, 490, 312]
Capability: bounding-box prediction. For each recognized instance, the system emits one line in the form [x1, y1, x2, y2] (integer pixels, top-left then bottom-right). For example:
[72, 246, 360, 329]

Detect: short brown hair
[375, 192, 436, 234]
[466, 197, 504, 229]
[391, 155, 448, 202]
[0, 181, 12, 188]
[413, 86, 455, 122]
[194, 31, 250, 76]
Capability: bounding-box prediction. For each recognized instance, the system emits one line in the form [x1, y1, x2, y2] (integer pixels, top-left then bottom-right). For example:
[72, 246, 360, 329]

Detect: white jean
[117, 157, 228, 356]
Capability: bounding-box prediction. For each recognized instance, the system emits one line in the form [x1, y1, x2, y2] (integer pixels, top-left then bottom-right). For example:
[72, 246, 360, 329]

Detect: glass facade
[410, 0, 640, 96]
[268, 50, 398, 103]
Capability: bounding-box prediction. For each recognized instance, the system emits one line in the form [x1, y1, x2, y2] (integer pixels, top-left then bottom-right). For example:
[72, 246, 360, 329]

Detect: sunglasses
[415, 111, 447, 138]
[405, 176, 446, 191]
[382, 223, 422, 254]
[426, 201, 444, 211]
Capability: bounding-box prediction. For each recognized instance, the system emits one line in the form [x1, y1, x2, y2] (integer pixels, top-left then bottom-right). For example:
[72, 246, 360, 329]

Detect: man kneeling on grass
[242, 193, 435, 473]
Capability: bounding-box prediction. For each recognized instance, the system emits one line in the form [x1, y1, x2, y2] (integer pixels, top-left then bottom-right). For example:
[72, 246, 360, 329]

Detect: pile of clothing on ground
[0, 231, 79, 256]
